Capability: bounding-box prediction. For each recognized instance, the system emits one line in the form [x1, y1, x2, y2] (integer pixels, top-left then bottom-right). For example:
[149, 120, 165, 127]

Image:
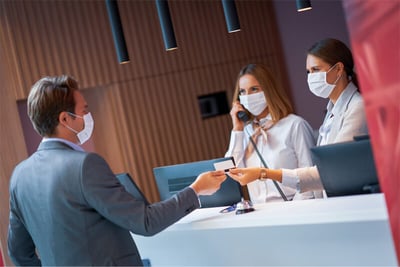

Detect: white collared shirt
[41, 137, 84, 152]
[225, 113, 315, 203]
[282, 82, 368, 195]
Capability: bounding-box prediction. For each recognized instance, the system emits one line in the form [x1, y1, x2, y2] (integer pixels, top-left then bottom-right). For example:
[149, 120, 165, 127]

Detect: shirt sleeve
[291, 118, 316, 168]
[188, 186, 202, 207]
[225, 130, 246, 167]
[281, 168, 300, 190]
[282, 166, 324, 193]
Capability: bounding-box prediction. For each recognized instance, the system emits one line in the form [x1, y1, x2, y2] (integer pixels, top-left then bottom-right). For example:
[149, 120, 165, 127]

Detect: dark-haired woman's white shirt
[282, 82, 369, 194]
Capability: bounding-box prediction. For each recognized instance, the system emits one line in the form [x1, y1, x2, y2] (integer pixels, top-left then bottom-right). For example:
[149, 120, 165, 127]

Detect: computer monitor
[116, 173, 150, 205]
[310, 138, 380, 197]
[153, 157, 243, 208]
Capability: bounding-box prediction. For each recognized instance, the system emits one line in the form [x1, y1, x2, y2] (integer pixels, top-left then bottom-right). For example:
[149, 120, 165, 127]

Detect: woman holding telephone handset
[225, 63, 316, 203]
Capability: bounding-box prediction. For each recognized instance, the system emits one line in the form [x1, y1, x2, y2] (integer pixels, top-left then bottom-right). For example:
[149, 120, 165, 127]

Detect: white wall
[273, 0, 350, 129]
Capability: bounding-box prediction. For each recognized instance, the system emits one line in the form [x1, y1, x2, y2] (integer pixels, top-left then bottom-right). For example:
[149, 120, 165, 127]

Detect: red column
[342, 0, 400, 262]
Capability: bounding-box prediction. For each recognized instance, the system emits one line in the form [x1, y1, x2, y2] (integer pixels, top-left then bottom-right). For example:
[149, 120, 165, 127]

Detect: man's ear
[58, 111, 69, 126]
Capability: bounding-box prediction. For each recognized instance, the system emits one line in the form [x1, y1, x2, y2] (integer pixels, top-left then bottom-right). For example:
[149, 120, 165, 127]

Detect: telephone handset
[237, 110, 250, 122]
[236, 96, 251, 122]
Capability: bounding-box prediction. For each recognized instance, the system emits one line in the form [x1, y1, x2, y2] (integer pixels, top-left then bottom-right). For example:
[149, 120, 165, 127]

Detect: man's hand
[190, 170, 227, 196]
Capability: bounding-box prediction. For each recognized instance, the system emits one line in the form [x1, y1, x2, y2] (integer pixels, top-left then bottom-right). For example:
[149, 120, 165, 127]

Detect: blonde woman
[225, 63, 315, 203]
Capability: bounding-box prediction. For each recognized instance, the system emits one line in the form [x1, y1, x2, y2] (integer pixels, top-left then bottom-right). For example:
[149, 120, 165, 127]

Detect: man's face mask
[65, 112, 94, 145]
[239, 91, 268, 116]
[307, 63, 341, 98]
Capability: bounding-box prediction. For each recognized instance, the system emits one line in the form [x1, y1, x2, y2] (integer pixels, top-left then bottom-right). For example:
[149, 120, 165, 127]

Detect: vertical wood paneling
[0, 1, 290, 262]
[0, 6, 29, 265]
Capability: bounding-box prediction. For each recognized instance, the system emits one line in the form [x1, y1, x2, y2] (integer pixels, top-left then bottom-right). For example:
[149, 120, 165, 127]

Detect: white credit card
[213, 158, 236, 172]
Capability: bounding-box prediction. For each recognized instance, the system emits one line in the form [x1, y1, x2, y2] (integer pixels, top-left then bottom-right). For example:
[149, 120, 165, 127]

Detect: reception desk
[131, 193, 397, 266]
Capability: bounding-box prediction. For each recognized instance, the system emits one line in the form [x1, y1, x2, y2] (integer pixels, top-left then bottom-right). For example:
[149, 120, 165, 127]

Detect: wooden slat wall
[0, 1, 289, 264]
[0, 3, 29, 264]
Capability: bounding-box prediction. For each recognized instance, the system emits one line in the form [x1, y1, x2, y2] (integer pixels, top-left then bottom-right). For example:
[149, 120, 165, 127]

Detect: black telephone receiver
[237, 110, 250, 123]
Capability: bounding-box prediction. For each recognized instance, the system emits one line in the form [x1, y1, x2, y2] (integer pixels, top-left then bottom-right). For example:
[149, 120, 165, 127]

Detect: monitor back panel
[153, 157, 242, 208]
[310, 139, 380, 197]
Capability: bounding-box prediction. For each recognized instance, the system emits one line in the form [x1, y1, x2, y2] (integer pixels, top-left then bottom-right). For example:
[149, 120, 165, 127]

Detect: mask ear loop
[63, 112, 81, 134]
[67, 112, 83, 119]
[327, 63, 343, 85]
[64, 124, 79, 134]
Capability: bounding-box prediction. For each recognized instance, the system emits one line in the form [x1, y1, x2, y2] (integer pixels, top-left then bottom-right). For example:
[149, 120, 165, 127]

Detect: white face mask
[307, 64, 341, 98]
[239, 91, 268, 116]
[66, 112, 94, 144]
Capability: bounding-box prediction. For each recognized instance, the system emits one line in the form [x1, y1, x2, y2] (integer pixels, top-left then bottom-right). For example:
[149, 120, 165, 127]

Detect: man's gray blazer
[8, 141, 199, 266]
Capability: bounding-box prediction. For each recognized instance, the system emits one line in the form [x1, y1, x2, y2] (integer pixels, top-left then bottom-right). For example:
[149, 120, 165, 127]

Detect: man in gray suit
[8, 75, 227, 266]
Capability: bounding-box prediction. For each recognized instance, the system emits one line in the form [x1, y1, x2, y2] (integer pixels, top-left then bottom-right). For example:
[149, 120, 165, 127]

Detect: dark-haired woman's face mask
[307, 63, 341, 98]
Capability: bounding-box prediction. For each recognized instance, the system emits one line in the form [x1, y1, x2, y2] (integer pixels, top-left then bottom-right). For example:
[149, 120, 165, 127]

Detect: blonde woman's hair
[233, 63, 293, 122]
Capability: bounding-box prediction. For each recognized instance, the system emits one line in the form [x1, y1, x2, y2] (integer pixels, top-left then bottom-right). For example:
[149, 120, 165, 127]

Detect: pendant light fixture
[155, 0, 178, 51]
[105, 0, 130, 64]
[296, 0, 312, 12]
[222, 0, 241, 33]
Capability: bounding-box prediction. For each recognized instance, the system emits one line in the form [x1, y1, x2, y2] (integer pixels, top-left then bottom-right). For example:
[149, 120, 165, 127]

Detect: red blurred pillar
[342, 0, 400, 263]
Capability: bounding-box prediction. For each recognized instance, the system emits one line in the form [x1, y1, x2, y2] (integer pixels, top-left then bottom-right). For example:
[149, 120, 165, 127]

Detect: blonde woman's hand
[230, 101, 246, 131]
[228, 167, 261, 185]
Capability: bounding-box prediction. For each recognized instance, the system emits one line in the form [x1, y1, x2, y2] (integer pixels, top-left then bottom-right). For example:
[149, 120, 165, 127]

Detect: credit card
[213, 158, 236, 172]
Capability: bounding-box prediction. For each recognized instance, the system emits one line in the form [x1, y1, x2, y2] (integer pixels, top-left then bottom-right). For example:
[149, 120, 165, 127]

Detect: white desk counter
[131, 193, 398, 266]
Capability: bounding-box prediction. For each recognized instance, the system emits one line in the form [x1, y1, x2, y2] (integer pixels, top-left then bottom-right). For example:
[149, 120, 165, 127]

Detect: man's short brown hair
[27, 75, 78, 137]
